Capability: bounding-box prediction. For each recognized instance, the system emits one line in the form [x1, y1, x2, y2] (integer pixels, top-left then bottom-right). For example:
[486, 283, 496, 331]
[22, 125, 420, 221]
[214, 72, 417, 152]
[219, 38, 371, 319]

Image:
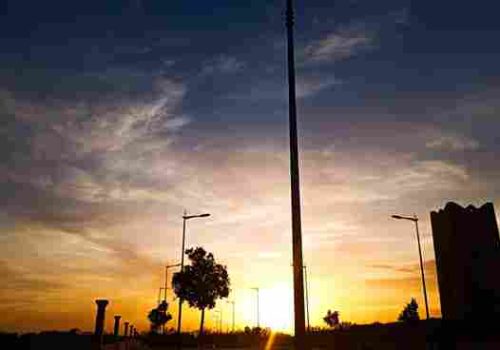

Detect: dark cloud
[0, 261, 68, 292]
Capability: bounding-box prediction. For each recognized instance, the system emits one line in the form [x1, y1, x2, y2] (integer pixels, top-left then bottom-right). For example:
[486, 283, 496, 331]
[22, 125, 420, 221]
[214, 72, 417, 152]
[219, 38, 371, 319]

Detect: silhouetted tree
[398, 298, 420, 323]
[147, 300, 172, 333]
[172, 247, 230, 336]
[323, 310, 340, 328]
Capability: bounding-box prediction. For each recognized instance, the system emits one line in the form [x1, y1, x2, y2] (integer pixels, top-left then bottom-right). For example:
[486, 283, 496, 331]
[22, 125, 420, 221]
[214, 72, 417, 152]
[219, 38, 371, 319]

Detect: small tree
[398, 298, 420, 323]
[323, 310, 340, 328]
[172, 247, 230, 336]
[147, 300, 172, 333]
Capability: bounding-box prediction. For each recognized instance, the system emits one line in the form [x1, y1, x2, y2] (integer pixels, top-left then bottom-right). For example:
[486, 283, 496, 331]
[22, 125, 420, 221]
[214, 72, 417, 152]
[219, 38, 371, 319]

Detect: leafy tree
[323, 310, 340, 328]
[147, 300, 172, 333]
[172, 247, 230, 335]
[398, 298, 420, 323]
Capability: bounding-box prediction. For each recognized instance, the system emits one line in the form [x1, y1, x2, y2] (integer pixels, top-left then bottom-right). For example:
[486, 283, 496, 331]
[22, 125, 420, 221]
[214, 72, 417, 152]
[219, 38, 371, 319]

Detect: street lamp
[227, 300, 236, 333]
[157, 263, 181, 335]
[391, 214, 430, 320]
[251, 288, 260, 329]
[164, 263, 181, 301]
[177, 211, 211, 336]
[212, 309, 223, 333]
[157, 287, 166, 305]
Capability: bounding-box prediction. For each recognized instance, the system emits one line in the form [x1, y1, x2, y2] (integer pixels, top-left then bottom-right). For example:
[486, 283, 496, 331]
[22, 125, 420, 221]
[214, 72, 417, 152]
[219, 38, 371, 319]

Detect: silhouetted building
[431, 202, 500, 321]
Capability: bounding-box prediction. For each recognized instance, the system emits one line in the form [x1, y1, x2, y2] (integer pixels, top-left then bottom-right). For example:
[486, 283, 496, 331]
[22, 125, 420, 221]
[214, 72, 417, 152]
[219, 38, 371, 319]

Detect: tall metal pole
[158, 287, 165, 305]
[391, 214, 430, 320]
[165, 263, 181, 302]
[175, 212, 209, 342]
[228, 300, 235, 333]
[177, 211, 187, 336]
[164, 266, 168, 301]
[212, 310, 221, 333]
[158, 287, 166, 334]
[220, 309, 223, 333]
[303, 265, 310, 332]
[286, 0, 306, 345]
[232, 302, 235, 332]
[414, 218, 430, 320]
[252, 288, 260, 328]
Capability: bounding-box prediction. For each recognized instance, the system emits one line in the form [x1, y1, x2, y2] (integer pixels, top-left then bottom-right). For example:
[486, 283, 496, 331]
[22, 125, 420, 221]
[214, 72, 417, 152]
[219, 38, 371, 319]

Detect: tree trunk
[198, 308, 206, 350]
[199, 308, 205, 336]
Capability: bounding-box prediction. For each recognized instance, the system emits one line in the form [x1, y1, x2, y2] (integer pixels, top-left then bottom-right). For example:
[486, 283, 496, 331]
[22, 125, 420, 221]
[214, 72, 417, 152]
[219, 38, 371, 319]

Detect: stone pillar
[94, 299, 109, 337]
[113, 315, 121, 338]
[124, 322, 129, 337]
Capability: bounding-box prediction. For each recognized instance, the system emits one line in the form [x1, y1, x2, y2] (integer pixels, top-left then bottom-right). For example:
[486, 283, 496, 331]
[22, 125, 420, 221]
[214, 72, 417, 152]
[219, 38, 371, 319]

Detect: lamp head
[391, 214, 418, 221]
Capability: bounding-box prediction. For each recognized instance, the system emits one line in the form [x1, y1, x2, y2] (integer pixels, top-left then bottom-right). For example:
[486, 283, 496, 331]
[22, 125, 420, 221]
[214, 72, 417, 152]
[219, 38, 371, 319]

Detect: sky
[1, 0, 500, 334]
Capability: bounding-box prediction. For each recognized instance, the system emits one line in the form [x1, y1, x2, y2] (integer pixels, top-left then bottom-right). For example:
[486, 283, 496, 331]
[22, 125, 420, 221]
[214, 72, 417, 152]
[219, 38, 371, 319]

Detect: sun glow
[259, 284, 293, 332]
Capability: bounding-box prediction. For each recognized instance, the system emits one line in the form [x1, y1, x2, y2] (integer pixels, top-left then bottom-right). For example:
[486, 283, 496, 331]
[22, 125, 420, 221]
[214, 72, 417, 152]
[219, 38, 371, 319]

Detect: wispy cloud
[296, 74, 341, 97]
[303, 149, 471, 207]
[201, 55, 245, 75]
[425, 132, 480, 151]
[5, 76, 188, 202]
[304, 24, 374, 63]
[368, 260, 436, 276]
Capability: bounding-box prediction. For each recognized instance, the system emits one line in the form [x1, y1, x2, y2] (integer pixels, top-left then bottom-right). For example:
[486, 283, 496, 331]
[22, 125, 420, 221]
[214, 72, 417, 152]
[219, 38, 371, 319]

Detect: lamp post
[157, 287, 166, 305]
[213, 310, 222, 333]
[251, 288, 260, 329]
[227, 300, 236, 333]
[391, 214, 430, 320]
[285, 0, 306, 344]
[219, 309, 223, 333]
[177, 211, 210, 336]
[165, 263, 181, 301]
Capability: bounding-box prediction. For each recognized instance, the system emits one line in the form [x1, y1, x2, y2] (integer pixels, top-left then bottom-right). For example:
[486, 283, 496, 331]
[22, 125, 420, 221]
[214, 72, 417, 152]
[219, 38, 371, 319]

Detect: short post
[94, 299, 109, 349]
[94, 299, 109, 336]
[124, 322, 129, 337]
[113, 315, 121, 338]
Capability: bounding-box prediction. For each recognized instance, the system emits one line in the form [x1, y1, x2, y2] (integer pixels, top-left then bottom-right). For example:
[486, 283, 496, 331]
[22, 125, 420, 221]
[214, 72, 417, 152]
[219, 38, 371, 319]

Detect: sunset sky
[1, 0, 500, 334]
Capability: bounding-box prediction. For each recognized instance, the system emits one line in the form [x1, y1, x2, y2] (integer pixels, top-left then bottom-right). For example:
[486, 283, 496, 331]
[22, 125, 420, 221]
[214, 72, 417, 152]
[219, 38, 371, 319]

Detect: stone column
[94, 299, 109, 337]
[113, 315, 121, 338]
[124, 322, 129, 337]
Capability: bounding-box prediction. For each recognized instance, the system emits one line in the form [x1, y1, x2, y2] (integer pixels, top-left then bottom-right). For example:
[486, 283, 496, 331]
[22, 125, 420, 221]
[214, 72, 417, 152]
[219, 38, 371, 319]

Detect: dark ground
[3, 320, 500, 349]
